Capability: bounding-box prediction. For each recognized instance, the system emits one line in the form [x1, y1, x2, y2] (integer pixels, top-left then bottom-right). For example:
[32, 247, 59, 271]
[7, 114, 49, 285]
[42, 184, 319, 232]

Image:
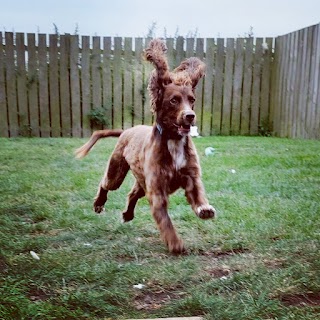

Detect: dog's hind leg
[122, 181, 145, 222]
[94, 153, 130, 213]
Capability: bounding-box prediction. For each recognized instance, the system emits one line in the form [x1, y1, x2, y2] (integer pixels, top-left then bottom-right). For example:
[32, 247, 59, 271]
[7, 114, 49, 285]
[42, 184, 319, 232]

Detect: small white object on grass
[83, 243, 92, 247]
[133, 284, 145, 289]
[230, 169, 236, 174]
[30, 251, 40, 260]
[205, 147, 215, 156]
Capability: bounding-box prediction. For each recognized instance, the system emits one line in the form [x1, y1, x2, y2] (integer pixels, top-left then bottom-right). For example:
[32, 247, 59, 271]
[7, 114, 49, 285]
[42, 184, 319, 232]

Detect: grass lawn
[0, 136, 319, 320]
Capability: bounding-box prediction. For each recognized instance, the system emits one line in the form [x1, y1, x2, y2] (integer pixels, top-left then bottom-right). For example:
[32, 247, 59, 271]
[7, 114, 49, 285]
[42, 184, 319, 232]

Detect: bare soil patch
[198, 247, 250, 259]
[134, 287, 186, 311]
[27, 286, 53, 302]
[280, 292, 320, 307]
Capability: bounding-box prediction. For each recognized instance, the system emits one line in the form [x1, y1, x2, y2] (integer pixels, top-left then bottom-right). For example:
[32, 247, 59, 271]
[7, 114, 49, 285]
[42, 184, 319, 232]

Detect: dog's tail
[75, 129, 123, 158]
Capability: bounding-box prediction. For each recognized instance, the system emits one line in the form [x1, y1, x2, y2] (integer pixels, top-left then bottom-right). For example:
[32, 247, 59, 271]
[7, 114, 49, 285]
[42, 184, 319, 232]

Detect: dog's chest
[167, 138, 187, 171]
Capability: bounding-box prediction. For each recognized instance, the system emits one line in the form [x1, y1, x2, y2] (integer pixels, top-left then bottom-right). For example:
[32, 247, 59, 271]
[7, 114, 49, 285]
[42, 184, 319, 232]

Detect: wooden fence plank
[212, 38, 224, 135]
[195, 38, 205, 133]
[286, 33, 297, 137]
[176, 36, 185, 68]
[289, 31, 298, 138]
[221, 38, 234, 135]
[303, 27, 313, 138]
[5, 32, 19, 137]
[275, 36, 285, 137]
[113, 37, 123, 129]
[288, 33, 298, 138]
[16, 33, 29, 136]
[123, 37, 133, 129]
[250, 38, 263, 135]
[269, 37, 277, 136]
[312, 24, 320, 139]
[202, 38, 215, 136]
[297, 28, 309, 138]
[231, 38, 244, 135]
[282, 33, 291, 137]
[60, 34, 71, 137]
[49, 34, 61, 137]
[260, 37, 273, 135]
[81, 36, 92, 136]
[306, 25, 318, 138]
[70, 35, 81, 137]
[288, 33, 298, 137]
[92, 36, 102, 130]
[292, 30, 304, 138]
[272, 36, 280, 136]
[285, 34, 294, 138]
[166, 38, 174, 69]
[284, 34, 294, 138]
[241, 37, 253, 135]
[277, 36, 285, 137]
[27, 33, 40, 137]
[133, 38, 143, 125]
[186, 38, 195, 57]
[102, 37, 112, 129]
[0, 32, 8, 137]
[38, 34, 50, 137]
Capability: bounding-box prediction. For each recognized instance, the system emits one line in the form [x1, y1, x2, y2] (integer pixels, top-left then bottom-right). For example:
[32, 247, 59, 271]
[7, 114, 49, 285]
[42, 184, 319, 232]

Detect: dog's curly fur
[76, 39, 215, 253]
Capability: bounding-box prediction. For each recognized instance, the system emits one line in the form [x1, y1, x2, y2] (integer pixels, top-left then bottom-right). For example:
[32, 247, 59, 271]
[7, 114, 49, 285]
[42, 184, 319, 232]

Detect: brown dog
[76, 39, 215, 253]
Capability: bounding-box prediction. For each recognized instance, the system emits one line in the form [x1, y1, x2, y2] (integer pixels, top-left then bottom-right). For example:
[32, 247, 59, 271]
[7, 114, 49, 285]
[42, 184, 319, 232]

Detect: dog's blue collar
[156, 123, 163, 135]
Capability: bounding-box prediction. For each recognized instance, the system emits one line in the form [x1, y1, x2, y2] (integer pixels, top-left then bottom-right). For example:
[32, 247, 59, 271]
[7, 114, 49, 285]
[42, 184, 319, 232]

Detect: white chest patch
[167, 138, 187, 170]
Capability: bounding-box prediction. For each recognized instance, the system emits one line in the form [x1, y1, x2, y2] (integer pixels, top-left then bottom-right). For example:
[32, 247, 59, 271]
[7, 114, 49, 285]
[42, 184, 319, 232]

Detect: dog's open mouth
[175, 124, 191, 135]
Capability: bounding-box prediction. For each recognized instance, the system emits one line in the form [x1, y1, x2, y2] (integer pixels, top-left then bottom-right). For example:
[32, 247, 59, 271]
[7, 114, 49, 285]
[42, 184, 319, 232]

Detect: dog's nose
[184, 112, 195, 124]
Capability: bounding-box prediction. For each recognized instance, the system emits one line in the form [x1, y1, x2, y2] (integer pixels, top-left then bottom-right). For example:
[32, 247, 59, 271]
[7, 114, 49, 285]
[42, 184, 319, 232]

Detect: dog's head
[145, 39, 205, 138]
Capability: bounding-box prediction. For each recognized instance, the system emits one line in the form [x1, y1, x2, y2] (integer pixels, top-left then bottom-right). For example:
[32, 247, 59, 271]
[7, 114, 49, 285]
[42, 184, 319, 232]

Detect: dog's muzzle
[183, 111, 196, 125]
[176, 110, 196, 135]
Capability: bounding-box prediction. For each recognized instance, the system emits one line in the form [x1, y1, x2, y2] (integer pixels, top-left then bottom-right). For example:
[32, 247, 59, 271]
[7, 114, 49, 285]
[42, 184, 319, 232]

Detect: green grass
[0, 136, 319, 319]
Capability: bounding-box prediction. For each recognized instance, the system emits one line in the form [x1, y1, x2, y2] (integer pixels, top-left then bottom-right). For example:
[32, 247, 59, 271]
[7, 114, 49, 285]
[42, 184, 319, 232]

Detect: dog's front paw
[122, 210, 134, 223]
[197, 205, 216, 219]
[93, 198, 106, 213]
[93, 204, 105, 213]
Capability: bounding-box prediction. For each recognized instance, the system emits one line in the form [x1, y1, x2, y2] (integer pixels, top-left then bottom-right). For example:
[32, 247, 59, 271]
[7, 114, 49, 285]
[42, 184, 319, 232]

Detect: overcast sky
[1, 0, 319, 38]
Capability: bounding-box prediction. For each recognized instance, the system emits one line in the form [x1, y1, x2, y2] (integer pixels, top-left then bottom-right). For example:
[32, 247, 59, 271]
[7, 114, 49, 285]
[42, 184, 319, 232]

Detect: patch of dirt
[280, 292, 320, 307]
[134, 287, 186, 311]
[263, 258, 286, 269]
[205, 265, 236, 279]
[27, 286, 53, 302]
[270, 235, 284, 241]
[0, 256, 9, 273]
[198, 247, 250, 259]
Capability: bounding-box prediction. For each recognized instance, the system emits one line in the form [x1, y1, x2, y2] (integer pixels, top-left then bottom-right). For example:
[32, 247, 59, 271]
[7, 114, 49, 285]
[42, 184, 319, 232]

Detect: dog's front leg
[148, 191, 185, 254]
[184, 175, 216, 219]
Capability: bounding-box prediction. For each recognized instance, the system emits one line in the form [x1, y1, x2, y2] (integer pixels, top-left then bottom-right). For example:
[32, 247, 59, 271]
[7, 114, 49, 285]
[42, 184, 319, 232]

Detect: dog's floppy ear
[174, 57, 206, 88]
[144, 39, 171, 85]
[144, 39, 172, 113]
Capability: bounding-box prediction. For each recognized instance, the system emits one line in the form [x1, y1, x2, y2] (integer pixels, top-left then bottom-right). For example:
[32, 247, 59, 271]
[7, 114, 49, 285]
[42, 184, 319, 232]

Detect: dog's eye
[188, 97, 195, 104]
[170, 97, 179, 105]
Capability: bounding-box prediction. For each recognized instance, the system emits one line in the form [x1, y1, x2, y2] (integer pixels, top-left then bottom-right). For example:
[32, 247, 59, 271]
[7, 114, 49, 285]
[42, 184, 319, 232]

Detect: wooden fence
[0, 24, 319, 139]
[271, 23, 320, 139]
